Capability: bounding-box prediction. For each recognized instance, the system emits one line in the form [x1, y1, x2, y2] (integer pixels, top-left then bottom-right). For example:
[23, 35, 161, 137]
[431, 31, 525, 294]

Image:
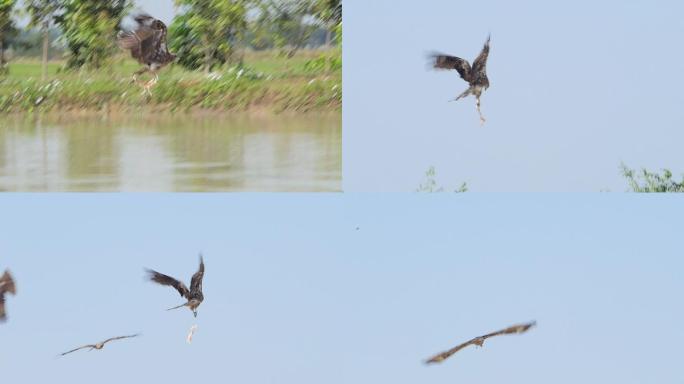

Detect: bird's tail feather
[167, 303, 187, 311]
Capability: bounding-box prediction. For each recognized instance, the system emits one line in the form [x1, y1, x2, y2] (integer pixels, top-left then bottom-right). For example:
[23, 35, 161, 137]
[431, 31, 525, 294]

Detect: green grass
[0, 49, 341, 113]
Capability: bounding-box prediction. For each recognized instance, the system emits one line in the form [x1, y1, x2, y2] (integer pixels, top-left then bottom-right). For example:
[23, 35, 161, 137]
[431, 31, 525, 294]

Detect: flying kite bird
[117, 14, 176, 96]
[424, 321, 536, 364]
[147, 255, 205, 317]
[0, 269, 16, 323]
[430, 35, 491, 125]
[60, 334, 140, 356]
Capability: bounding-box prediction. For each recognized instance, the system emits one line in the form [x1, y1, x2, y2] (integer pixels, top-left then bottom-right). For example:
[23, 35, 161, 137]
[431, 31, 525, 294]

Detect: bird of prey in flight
[424, 321, 536, 364]
[147, 255, 205, 317]
[430, 35, 491, 125]
[117, 14, 176, 97]
[60, 334, 140, 356]
[0, 269, 16, 323]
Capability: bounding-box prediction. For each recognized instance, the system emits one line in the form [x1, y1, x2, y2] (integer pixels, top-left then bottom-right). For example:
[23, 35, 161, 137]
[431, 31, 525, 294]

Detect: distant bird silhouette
[117, 14, 176, 96]
[425, 321, 536, 364]
[147, 255, 205, 317]
[60, 334, 140, 356]
[430, 35, 491, 125]
[0, 269, 16, 323]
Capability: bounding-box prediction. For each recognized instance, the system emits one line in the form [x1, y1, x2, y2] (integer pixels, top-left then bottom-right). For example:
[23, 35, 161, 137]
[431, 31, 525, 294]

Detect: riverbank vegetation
[0, 0, 341, 113]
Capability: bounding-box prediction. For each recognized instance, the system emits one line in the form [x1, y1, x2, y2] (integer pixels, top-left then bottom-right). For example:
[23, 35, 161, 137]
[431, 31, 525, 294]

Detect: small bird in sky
[147, 255, 205, 317]
[424, 321, 536, 364]
[429, 35, 491, 125]
[0, 269, 16, 323]
[60, 334, 140, 356]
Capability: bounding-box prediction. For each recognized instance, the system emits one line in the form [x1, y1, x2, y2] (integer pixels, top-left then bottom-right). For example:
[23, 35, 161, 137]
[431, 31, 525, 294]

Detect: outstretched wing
[60, 344, 96, 356]
[0, 270, 16, 295]
[102, 334, 140, 345]
[0, 295, 6, 322]
[430, 53, 471, 81]
[117, 14, 167, 63]
[147, 269, 190, 298]
[190, 255, 204, 293]
[424, 337, 481, 364]
[0, 270, 15, 322]
[424, 321, 536, 364]
[471, 35, 490, 75]
[480, 321, 536, 340]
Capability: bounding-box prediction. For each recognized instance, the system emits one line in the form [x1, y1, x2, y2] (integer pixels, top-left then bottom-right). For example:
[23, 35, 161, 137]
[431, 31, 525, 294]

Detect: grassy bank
[0, 50, 341, 114]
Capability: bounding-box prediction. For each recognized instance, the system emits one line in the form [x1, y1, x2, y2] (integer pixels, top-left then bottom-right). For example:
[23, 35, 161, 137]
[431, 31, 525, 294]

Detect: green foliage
[56, 0, 131, 69]
[0, 0, 17, 73]
[172, 0, 248, 72]
[621, 163, 684, 192]
[24, 0, 60, 30]
[251, 0, 317, 57]
[1, 51, 341, 113]
[303, 51, 341, 73]
[416, 166, 468, 193]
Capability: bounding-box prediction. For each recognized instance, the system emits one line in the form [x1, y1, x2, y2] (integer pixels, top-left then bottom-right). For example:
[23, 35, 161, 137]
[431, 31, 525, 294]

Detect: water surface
[0, 113, 340, 191]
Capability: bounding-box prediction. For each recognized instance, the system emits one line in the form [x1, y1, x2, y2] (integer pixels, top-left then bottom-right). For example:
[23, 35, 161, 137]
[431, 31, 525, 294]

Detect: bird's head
[193, 310, 198, 318]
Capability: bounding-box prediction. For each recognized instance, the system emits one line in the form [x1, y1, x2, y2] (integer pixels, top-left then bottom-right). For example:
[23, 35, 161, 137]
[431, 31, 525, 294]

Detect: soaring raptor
[430, 35, 491, 125]
[147, 255, 205, 317]
[0, 269, 16, 323]
[425, 321, 536, 364]
[117, 14, 176, 96]
[60, 334, 140, 356]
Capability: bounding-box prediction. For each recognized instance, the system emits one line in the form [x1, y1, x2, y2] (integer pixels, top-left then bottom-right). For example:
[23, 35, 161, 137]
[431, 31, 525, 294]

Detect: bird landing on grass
[429, 35, 491, 126]
[117, 14, 176, 97]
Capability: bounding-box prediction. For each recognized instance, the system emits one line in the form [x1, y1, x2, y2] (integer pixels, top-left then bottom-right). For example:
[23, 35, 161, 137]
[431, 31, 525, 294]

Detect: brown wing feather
[471, 35, 490, 75]
[190, 255, 204, 292]
[0, 270, 15, 322]
[424, 321, 536, 364]
[430, 53, 471, 81]
[147, 269, 190, 298]
[60, 344, 96, 356]
[102, 334, 139, 345]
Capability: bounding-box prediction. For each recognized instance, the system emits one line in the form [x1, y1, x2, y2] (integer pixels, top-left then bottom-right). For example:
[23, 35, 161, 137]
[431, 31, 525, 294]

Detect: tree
[0, 0, 17, 74]
[173, 0, 249, 73]
[25, 0, 61, 80]
[311, 0, 340, 46]
[253, 0, 317, 57]
[621, 163, 684, 192]
[56, 0, 130, 69]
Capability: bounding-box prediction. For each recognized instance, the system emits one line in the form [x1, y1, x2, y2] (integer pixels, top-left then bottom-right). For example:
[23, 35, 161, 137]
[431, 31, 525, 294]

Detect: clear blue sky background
[0, 195, 682, 383]
[343, 0, 684, 191]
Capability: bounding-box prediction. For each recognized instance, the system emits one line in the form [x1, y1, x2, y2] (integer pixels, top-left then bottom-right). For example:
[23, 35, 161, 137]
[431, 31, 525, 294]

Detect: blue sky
[344, 0, 684, 191]
[0, 194, 682, 383]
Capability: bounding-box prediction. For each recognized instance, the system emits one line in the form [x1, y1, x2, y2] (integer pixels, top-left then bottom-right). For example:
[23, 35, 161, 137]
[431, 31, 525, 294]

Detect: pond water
[0, 113, 341, 191]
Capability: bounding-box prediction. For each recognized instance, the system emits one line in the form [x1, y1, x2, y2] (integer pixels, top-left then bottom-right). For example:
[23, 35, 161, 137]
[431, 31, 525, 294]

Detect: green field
[0, 50, 341, 113]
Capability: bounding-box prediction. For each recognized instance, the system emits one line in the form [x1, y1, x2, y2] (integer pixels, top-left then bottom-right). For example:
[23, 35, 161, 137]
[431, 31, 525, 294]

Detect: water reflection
[0, 113, 341, 191]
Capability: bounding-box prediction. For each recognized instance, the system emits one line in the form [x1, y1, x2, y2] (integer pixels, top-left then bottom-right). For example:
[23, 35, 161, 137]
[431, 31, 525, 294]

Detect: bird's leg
[450, 88, 471, 102]
[142, 72, 159, 97]
[476, 95, 486, 125]
[132, 67, 147, 85]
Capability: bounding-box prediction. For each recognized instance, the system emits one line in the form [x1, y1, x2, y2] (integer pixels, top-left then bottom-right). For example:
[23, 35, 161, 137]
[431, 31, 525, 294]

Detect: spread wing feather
[117, 14, 168, 64]
[190, 255, 204, 293]
[471, 35, 490, 74]
[147, 269, 190, 298]
[424, 321, 536, 364]
[60, 344, 96, 356]
[430, 53, 471, 81]
[103, 334, 140, 345]
[0, 270, 15, 322]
